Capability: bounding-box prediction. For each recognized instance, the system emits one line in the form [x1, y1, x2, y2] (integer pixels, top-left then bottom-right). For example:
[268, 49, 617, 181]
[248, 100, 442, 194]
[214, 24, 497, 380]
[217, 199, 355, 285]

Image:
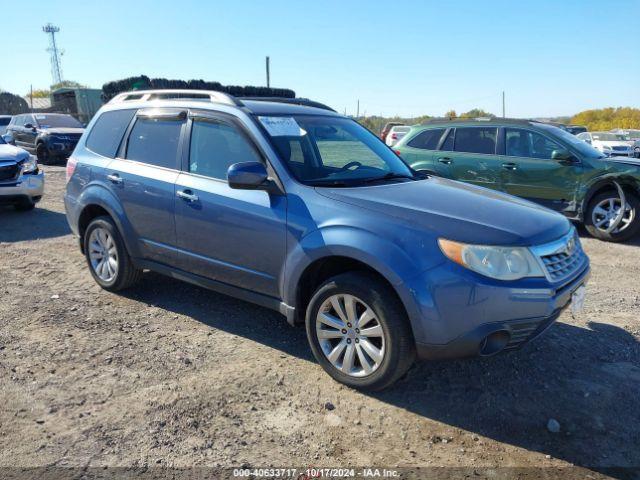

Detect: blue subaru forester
[65, 90, 590, 390]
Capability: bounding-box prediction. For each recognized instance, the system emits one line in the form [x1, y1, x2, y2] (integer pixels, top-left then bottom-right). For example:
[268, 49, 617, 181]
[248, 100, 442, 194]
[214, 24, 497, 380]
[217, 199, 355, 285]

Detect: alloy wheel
[88, 227, 118, 282]
[315, 294, 385, 377]
[591, 197, 635, 234]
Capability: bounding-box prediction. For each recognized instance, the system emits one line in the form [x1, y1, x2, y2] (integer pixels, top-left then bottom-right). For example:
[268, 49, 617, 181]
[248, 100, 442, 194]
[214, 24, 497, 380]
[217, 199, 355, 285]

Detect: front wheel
[305, 272, 415, 391]
[84, 216, 142, 291]
[36, 143, 52, 165]
[585, 191, 640, 242]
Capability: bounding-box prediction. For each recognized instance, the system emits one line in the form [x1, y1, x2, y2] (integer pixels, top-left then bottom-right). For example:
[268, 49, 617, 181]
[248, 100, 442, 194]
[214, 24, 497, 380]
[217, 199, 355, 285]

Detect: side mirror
[24, 123, 34, 129]
[551, 149, 575, 162]
[227, 161, 270, 190]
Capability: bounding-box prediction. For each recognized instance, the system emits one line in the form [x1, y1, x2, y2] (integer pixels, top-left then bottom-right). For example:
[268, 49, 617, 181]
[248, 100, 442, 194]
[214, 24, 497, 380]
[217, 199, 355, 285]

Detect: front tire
[84, 216, 142, 291]
[305, 272, 415, 391]
[36, 143, 52, 165]
[585, 191, 640, 242]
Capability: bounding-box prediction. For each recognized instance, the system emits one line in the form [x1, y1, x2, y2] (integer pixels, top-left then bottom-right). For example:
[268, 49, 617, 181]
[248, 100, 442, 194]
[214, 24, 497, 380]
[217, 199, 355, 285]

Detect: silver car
[0, 134, 44, 210]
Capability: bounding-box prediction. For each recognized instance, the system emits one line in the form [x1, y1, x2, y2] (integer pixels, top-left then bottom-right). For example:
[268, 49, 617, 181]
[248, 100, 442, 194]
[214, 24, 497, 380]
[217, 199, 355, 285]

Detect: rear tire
[84, 216, 143, 291]
[305, 272, 415, 391]
[585, 191, 640, 242]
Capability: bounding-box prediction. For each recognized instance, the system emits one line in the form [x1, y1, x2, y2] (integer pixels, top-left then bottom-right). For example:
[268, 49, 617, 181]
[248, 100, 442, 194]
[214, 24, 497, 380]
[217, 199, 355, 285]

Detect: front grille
[531, 229, 586, 284]
[0, 162, 20, 181]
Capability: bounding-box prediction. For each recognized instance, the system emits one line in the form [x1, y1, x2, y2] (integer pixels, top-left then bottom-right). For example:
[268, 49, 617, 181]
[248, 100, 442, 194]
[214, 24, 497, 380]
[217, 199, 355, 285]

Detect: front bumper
[45, 139, 78, 157]
[400, 257, 590, 360]
[0, 171, 45, 204]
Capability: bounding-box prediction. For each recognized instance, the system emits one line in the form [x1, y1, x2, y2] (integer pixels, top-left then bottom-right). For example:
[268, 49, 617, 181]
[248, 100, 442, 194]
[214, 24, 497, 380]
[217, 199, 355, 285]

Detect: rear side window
[454, 127, 497, 154]
[189, 119, 262, 180]
[126, 117, 184, 169]
[86, 110, 135, 158]
[407, 128, 445, 150]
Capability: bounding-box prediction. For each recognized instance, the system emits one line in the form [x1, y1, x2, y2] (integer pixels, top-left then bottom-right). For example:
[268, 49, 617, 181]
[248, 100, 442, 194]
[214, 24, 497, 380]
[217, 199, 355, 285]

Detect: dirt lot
[1, 165, 639, 479]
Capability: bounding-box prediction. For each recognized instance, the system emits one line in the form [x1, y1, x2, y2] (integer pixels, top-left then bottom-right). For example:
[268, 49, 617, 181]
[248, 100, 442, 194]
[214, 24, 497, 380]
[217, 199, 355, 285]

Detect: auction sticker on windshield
[258, 116, 306, 137]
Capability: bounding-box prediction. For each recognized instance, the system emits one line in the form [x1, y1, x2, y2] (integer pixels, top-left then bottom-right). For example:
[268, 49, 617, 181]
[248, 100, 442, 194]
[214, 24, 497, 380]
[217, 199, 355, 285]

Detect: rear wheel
[84, 216, 142, 291]
[585, 191, 640, 242]
[305, 272, 415, 391]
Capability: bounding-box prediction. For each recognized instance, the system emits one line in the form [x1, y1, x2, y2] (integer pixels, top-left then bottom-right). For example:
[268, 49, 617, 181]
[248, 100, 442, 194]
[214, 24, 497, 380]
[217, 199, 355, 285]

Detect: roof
[421, 117, 539, 126]
[22, 97, 52, 110]
[241, 100, 340, 116]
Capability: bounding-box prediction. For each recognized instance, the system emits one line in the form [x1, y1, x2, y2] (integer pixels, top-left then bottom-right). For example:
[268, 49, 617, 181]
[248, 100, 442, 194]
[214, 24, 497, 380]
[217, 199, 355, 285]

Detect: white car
[385, 125, 411, 147]
[576, 131, 634, 157]
[611, 129, 640, 158]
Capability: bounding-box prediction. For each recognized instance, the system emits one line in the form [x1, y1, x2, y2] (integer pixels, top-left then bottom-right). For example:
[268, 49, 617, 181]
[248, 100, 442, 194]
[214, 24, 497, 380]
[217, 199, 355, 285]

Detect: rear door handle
[177, 189, 199, 202]
[437, 157, 452, 164]
[502, 162, 517, 170]
[107, 173, 123, 184]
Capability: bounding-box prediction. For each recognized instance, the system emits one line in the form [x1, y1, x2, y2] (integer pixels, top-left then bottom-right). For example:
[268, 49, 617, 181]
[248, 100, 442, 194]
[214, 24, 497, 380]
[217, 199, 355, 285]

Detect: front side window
[407, 128, 445, 150]
[454, 127, 497, 154]
[536, 123, 604, 159]
[86, 109, 136, 158]
[14, 115, 25, 127]
[261, 115, 413, 186]
[189, 118, 262, 180]
[126, 117, 183, 169]
[506, 128, 562, 159]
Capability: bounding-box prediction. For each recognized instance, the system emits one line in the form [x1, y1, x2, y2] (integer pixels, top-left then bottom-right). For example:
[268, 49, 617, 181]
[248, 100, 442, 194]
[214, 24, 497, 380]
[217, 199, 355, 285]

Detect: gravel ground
[0, 165, 639, 479]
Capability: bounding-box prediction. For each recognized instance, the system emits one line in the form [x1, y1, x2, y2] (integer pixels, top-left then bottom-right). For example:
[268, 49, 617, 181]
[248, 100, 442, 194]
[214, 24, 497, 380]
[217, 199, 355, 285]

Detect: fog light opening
[479, 330, 510, 356]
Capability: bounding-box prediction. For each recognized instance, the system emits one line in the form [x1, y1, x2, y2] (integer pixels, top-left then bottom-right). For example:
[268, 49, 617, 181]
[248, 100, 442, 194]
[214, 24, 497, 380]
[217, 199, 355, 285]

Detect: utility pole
[356, 99, 360, 118]
[43, 23, 63, 85]
[266, 56, 270, 88]
[30, 85, 33, 112]
[502, 91, 505, 118]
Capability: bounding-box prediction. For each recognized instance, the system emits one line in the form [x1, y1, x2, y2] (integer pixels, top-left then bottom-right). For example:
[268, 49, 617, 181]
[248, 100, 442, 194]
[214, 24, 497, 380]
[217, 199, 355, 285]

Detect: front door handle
[177, 189, 199, 202]
[437, 157, 452, 164]
[107, 173, 123, 184]
[502, 162, 517, 170]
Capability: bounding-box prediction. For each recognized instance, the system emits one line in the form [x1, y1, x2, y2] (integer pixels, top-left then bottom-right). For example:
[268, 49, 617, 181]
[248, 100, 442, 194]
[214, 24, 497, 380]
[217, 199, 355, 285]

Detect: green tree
[460, 108, 495, 119]
[51, 80, 86, 90]
[25, 89, 51, 99]
[571, 107, 640, 131]
[445, 110, 457, 119]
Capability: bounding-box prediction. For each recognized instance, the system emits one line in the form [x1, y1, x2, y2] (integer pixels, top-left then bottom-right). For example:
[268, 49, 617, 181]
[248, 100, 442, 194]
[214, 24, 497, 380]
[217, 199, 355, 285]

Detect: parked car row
[576, 131, 635, 157]
[0, 133, 44, 210]
[3, 113, 84, 164]
[63, 90, 591, 390]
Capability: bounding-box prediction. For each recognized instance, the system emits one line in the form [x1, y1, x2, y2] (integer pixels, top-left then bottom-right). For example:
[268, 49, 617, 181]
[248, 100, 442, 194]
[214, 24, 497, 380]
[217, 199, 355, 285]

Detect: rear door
[174, 111, 286, 298]
[501, 127, 582, 211]
[107, 108, 186, 265]
[401, 127, 446, 173]
[440, 126, 504, 191]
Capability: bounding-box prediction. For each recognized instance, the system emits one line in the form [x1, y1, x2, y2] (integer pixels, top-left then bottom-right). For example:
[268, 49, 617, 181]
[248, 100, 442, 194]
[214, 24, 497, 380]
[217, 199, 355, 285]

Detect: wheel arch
[581, 175, 640, 216]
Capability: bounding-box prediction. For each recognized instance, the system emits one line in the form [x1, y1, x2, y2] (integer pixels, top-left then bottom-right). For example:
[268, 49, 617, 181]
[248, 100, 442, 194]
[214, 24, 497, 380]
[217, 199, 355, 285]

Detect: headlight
[21, 155, 38, 174]
[438, 238, 545, 281]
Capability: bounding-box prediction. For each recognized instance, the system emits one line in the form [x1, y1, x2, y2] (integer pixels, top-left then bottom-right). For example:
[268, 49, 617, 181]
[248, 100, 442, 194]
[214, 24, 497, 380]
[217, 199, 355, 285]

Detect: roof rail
[238, 96, 336, 112]
[421, 117, 535, 126]
[108, 89, 243, 107]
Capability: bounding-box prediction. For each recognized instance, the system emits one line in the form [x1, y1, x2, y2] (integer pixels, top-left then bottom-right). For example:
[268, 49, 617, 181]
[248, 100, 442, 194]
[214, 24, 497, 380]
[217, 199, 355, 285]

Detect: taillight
[66, 156, 78, 183]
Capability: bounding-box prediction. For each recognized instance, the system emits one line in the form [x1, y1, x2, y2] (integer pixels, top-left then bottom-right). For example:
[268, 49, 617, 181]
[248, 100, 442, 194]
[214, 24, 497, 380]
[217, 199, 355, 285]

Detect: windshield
[536, 123, 605, 159]
[258, 115, 414, 186]
[34, 114, 82, 128]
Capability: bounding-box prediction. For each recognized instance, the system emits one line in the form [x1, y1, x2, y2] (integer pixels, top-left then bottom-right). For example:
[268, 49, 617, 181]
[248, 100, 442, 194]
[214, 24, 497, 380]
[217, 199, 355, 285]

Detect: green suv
[395, 118, 640, 242]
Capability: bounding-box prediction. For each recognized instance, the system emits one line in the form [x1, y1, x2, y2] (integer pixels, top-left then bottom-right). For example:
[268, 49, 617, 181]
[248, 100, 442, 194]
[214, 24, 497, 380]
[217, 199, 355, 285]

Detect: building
[51, 87, 103, 124]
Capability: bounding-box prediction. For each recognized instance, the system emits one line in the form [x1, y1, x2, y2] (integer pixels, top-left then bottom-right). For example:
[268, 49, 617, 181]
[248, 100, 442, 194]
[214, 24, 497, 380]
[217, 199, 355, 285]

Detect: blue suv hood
[316, 177, 570, 246]
[0, 144, 30, 162]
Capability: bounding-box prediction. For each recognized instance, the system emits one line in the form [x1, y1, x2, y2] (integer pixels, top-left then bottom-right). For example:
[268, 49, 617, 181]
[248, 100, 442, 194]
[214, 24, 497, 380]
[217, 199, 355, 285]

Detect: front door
[174, 113, 286, 298]
[501, 127, 582, 211]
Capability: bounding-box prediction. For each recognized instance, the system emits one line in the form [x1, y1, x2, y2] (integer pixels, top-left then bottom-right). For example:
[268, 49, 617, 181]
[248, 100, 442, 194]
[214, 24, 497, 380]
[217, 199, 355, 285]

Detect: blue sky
[3, 0, 639, 118]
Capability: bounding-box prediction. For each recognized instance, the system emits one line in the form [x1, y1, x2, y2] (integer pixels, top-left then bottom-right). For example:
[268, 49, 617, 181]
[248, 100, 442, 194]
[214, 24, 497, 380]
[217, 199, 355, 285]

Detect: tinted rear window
[86, 110, 136, 158]
[454, 127, 497, 154]
[407, 128, 445, 150]
[126, 117, 183, 168]
[0, 118, 10, 126]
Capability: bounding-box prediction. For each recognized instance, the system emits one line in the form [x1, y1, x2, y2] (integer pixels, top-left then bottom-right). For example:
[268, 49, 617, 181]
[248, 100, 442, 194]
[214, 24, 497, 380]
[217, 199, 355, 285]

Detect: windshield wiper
[359, 172, 416, 185]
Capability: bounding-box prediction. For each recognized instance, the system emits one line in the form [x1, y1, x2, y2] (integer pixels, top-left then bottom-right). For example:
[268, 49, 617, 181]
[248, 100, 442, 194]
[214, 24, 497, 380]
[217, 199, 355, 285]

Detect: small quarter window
[407, 128, 445, 150]
[86, 110, 136, 158]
